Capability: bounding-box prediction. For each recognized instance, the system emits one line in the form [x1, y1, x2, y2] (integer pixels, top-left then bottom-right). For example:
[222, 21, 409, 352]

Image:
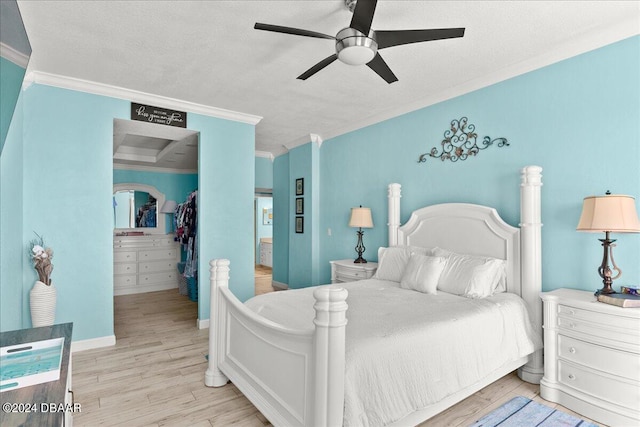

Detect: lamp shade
[577, 194, 640, 233]
[349, 207, 373, 228]
[160, 200, 178, 214]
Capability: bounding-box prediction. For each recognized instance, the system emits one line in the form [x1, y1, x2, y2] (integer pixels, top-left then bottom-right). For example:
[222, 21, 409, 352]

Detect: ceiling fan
[254, 0, 465, 84]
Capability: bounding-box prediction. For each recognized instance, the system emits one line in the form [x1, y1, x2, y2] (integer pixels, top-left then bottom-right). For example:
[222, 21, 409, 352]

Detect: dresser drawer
[336, 271, 364, 282]
[139, 260, 176, 273]
[558, 334, 639, 379]
[558, 305, 640, 346]
[559, 304, 640, 330]
[139, 271, 177, 285]
[114, 251, 137, 263]
[114, 274, 137, 287]
[138, 248, 178, 261]
[337, 267, 374, 281]
[558, 360, 640, 410]
[114, 262, 137, 275]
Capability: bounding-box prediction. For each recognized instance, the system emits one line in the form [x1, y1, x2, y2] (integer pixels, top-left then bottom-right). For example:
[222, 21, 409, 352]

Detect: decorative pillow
[400, 254, 447, 294]
[373, 247, 411, 282]
[432, 247, 506, 298]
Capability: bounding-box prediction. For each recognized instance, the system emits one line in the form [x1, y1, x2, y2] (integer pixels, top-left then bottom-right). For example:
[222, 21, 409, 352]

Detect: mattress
[245, 278, 542, 426]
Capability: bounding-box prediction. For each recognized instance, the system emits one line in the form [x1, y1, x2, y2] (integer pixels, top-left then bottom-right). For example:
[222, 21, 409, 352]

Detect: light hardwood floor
[255, 264, 274, 296]
[71, 286, 601, 426]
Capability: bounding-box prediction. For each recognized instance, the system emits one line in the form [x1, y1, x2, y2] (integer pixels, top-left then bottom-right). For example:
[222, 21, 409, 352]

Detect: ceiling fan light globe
[338, 45, 375, 65]
[335, 27, 378, 66]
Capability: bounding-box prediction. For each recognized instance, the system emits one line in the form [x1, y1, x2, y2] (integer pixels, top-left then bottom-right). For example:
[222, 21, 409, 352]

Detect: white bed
[205, 165, 544, 427]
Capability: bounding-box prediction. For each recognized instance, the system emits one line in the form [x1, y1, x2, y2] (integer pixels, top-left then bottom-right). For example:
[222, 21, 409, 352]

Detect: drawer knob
[569, 323, 576, 329]
[569, 309, 575, 315]
[568, 374, 575, 380]
[569, 347, 576, 354]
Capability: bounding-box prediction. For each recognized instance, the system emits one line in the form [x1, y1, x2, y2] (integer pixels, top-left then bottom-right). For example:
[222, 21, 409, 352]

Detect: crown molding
[23, 70, 263, 126]
[310, 133, 323, 148]
[255, 151, 274, 162]
[0, 42, 29, 68]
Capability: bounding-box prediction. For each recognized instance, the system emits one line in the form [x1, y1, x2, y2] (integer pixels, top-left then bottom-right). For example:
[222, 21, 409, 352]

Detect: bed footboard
[205, 259, 348, 427]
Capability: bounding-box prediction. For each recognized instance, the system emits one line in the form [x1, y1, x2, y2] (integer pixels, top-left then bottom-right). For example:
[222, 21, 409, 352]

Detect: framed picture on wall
[262, 208, 273, 225]
[295, 216, 304, 233]
[295, 197, 304, 215]
[295, 178, 304, 196]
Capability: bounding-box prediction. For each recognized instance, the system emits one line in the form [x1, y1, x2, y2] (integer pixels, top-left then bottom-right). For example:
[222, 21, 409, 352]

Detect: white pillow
[374, 247, 410, 282]
[400, 254, 447, 294]
[433, 247, 506, 298]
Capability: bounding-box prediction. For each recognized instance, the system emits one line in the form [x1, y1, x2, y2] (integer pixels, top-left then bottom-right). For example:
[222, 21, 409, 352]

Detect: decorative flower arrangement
[28, 232, 54, 285]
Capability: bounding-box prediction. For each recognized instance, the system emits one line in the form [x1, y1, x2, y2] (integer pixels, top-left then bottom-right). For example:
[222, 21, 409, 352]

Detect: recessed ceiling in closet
[113, 119, 198, 172]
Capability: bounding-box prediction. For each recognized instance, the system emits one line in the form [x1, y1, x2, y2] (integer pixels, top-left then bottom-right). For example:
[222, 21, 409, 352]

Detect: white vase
[30, 280, 57, 327]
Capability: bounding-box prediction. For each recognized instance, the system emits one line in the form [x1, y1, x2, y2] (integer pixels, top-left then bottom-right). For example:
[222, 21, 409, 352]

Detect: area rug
[469, 396, 599, 427]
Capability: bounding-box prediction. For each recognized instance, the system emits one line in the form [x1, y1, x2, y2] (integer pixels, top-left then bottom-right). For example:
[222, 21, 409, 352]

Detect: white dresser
[540, 288, 640, 426]
[113, 235, 180, 295]
[330, 259, 378, 283]
[259, 238, 273, 267]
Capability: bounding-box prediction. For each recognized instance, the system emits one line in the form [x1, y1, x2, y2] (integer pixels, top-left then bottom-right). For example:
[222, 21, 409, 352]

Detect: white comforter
[245, 279, 542, 426]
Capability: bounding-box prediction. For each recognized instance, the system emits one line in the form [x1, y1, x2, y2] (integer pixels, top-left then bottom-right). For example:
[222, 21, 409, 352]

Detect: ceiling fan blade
[366, 53, 398, 84]
[254, 23, 335, 40]
[297, 54, 339, 80]
[350, 0, 378, 35]
[376, 28, 465, 50]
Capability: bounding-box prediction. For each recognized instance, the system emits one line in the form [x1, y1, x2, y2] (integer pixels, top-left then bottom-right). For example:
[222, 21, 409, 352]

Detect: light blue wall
[255, 156, 273, 189]
[20, 84, 122, 340]
[278, 36, 640, 292]
[286, 143, 323, 288]
[272, 154, 289, 285]
[0, 83, 256, 340]
[192, 112, 255, 321]
[113, 169, 198, 233]
[0, 91, 25, 331]
[0, 57, 26, 152]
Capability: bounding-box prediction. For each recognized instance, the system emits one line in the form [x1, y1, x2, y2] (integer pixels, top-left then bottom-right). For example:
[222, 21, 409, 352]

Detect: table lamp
[160, 200, 178, 234]
[577, 192, 640, 294]
[349, 206, 374, 263]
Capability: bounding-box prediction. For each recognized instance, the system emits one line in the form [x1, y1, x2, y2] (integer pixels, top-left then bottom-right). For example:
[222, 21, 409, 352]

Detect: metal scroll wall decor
[418, 117, 509, 163]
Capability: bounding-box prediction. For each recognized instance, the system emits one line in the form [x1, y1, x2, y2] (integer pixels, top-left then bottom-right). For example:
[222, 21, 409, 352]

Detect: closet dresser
[113, 235, 180, 295]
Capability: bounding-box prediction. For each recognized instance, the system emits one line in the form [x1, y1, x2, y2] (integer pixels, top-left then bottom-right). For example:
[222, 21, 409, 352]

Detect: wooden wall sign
[131, 102, 187, 128]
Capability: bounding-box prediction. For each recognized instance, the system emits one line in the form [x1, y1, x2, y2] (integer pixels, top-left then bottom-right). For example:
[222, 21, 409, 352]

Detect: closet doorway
[112, 118, 200, 339]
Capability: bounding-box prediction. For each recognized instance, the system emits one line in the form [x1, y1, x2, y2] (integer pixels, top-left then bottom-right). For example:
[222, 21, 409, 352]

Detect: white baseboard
[71, 335, 116, 353]
[272, 280, 288, 291]
[198, 318, 209, 330]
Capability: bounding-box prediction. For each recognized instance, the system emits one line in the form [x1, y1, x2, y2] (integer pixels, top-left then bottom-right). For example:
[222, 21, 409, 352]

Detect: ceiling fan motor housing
[335, 27, 378, 66]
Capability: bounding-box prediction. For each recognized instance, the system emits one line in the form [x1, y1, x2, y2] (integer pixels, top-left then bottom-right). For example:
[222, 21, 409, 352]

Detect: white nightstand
[540, 288, 640, 426]
[330, 259, 378, 284]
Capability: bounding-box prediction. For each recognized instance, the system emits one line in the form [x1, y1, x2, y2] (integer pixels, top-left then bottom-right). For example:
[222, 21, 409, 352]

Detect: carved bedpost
[312, 287, 348, 427]
[388, 183, 402, 246]
[205, 259, 230, 387]
[518, 165, 544, 384]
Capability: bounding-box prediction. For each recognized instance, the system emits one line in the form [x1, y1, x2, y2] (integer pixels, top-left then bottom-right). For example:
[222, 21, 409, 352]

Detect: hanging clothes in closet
[175, 190, 198, 281]
[136, 196, 157, 227]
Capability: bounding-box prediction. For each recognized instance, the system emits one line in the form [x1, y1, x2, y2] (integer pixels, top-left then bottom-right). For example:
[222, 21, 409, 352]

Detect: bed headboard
[387, 166, 544, 383]
[397, 203, 521, 296]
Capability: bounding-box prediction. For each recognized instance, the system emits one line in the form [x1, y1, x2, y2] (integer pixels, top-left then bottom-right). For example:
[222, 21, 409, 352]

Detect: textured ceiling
[17, 1, 640, 161]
